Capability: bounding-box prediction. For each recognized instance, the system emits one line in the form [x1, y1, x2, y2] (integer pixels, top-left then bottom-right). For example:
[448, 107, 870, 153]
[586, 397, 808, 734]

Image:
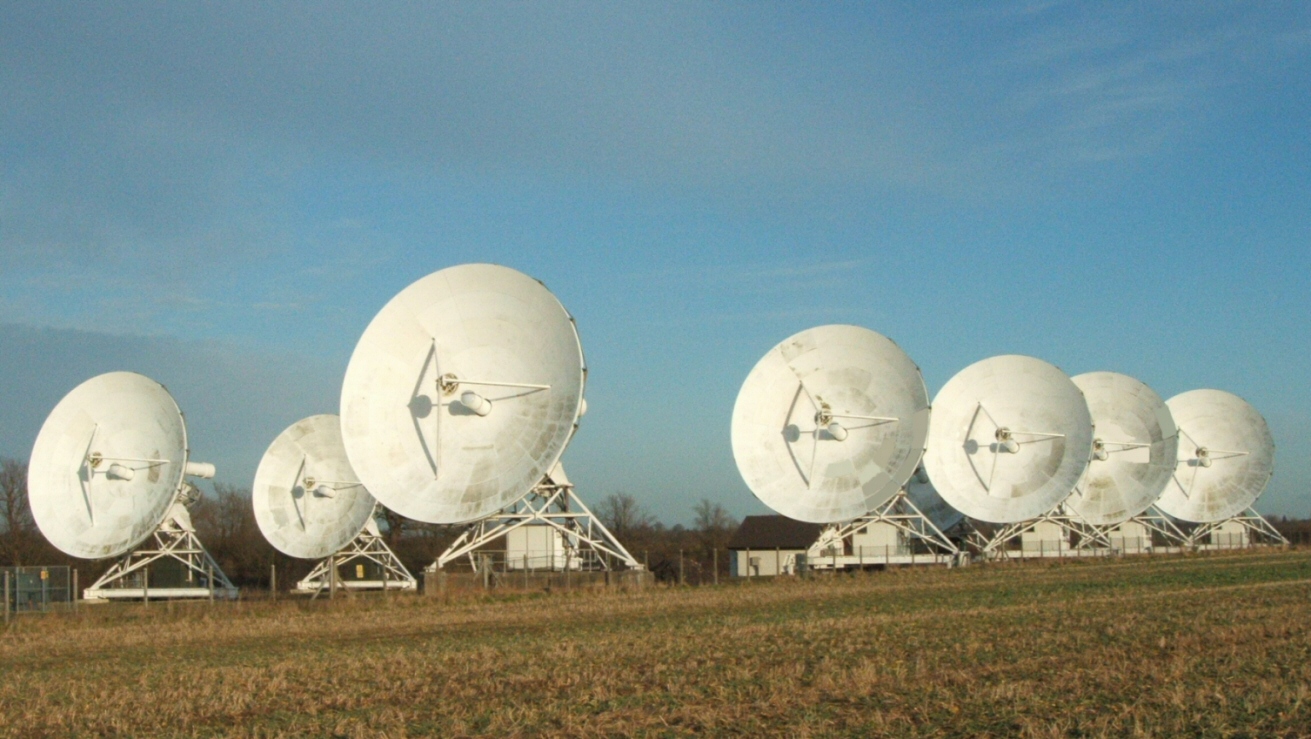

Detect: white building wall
[1210, 520, 1250, 548]
[1021, 521, 1068, 554]
[850, 522, 906, 559]
[733, 548, 804, 576]
[1108, 521, 1152, 553]
[505, 525, 582, 570]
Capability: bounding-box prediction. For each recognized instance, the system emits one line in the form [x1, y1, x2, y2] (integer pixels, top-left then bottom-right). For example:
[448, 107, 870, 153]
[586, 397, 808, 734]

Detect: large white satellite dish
[28, 371, 204, 559]
[1155, 389, 1274, 523]
[731, 325, 930, 524]
[923, 355, 1093, 524]
[1067, 372, 1178, 526]
[29, 371, 233, 600]
[253, 414, 377, 560]
[340, 264, 586, 524]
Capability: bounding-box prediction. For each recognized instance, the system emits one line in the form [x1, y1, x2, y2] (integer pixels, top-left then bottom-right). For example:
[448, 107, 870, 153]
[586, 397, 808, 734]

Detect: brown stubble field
[1, 549, 1310, 737]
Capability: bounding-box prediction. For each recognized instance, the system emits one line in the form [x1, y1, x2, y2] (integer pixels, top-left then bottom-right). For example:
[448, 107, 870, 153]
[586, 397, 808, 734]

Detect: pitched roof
[727, 515, 824, 550]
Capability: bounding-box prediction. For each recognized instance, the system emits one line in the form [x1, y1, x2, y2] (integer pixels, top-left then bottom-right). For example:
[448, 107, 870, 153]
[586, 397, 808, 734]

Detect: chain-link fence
[1, 566, 72, 614]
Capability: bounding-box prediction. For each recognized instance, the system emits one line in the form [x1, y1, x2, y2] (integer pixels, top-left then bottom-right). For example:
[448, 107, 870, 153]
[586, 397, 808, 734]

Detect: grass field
[2, 549, 1310, 737]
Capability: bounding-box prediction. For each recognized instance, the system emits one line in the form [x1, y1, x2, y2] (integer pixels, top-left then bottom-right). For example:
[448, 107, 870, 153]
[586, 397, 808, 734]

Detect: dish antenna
[1067, 372, 1180, 526]
[28, 372, 235, 600]
[252, 415, 416, 595]
[731, 325, 958, 569]
[923, 355, 1094, 557]
[342, 264, 642, 574]
[1155, 389, 1285, 546]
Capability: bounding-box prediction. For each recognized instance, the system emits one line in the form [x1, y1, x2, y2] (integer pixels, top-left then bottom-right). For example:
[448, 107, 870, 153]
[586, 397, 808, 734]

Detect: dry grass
[2, 549, 1311, 737]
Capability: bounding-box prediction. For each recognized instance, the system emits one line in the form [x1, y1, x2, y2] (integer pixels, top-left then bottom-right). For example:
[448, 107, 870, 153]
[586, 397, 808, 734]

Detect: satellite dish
[923, 355, 1093, 524]
[1155, 389, 1274, 523]
[1067, 372, 1178, 526]
[905, 466, 965, 534]
[731, 325, 931, 523]
[340, 263, 585, 524]
[28, 371, 213, 560]
[253, 414, 377, 559]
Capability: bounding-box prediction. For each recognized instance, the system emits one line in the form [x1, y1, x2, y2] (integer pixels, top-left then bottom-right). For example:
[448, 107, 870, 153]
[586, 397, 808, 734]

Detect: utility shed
[727, 515, 824, 576]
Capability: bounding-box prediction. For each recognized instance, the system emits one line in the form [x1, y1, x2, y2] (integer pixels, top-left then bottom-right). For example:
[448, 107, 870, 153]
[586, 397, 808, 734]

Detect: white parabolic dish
[340, 264, 586, 524]
[28, 372, 189, 559]
[1155, 389, 1274, 523]
[923, 355, 1093, 524]
[253, 414, 377, 560]
[731, 325, 931, 523]
[1067, 372, 1178, 526]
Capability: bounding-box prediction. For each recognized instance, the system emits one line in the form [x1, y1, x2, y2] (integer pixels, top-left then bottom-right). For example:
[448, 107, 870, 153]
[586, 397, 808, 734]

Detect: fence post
[270, 564, 276, 602]
[3, 571, 8, 625]
[775, 547, 780, 577]
[524, 554, 529, 589]
[745, 548, 751, 580]
[72, 569, 78, 614]
[713, 549, 718, 585]
[679, 549, 685, 585]
[330, 555, 337, 600]
[143, 565, 150, 606]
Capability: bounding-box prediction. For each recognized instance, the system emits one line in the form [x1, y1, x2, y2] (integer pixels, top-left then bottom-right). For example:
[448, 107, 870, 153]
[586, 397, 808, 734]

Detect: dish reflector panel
[1155, 389, 1274, 523]
[28, 372, 188, 559]
[905, 468, 965, 534]
[340, 264, 585, 524]
[253, 414, 378, 559]
[731, 325, 930, 523]
[923, 355, 1093, 524]
[1067, 372, 1178, 526]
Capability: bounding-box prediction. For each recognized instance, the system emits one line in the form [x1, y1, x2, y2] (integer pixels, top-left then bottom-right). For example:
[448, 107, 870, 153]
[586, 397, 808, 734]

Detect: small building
[727, 515, 824, 577]
[505, 524, 583, 570]
[1020, 521, 1068, 556]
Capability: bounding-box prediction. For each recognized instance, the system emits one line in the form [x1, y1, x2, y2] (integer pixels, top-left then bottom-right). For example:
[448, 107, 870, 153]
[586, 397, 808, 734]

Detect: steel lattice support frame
[84, 506, 237, 601]
[432, 477, 642, 571]
[296, 519, 417, 594]
[807, 490, 962, 571]
[1121, 505, 1191, 549]
[967, 505, 1112, 560]
[1186, 508, 1289, 548]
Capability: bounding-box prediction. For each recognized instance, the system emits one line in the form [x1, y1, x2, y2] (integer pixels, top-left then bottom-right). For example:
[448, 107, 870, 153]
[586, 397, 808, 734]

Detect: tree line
[0, 457, 739, 588]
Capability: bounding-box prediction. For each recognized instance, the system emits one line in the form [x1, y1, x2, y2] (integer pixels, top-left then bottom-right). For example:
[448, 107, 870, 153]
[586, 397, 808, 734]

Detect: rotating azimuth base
[430, 465, 642, 573]
[295, 518, 416, 596]
[82, 503, 237, 601]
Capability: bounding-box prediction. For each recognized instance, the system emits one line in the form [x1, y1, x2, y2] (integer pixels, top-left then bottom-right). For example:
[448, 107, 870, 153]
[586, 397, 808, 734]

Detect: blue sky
[2, 2, 1308, 523]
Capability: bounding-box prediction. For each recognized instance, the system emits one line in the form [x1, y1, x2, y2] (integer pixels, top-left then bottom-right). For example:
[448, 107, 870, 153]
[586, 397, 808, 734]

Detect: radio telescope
[1156, 389, 1285, 546]
[252, 414, 415, 595]
[923, 355, 1094, 556]
[1067, 372, 1179, 529]
[342, 264, 641, 574]
[731, 325, 957, 568]
[28, 372, 235, 600]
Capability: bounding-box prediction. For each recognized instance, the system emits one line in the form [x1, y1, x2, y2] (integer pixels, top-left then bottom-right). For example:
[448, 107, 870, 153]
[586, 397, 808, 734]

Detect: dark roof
[727, 515, 824, 550]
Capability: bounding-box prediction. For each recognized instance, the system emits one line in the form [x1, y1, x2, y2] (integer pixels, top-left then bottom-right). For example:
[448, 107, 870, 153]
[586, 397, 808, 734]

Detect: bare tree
[191, 483, 280, 588]
[0, 458, 38, 566]
[595, 492, 655, 540]
[693, 498, 738, 566]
